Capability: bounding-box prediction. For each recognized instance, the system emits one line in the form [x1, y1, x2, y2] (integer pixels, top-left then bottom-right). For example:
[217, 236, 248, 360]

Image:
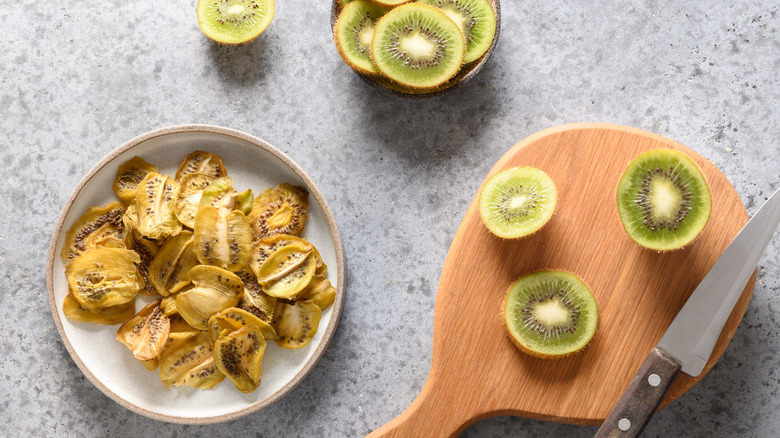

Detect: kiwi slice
[616, 149, 712, 251]
[334, 0, 391, 75]
[372, 0, 412, 6]
[503, 270, 598, 359]
[371, 3, 466, 89]
[479, 167, 557, 239]
[418, 0, 497, 63]
[196, 0, 275, 45]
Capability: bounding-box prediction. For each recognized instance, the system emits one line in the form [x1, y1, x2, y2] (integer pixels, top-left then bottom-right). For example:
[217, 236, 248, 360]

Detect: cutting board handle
[366, 375, 478, 438]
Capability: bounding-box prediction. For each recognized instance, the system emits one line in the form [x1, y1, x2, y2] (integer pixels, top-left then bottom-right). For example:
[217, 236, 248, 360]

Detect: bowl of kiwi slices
[331, 0, 500, 97]
[46, 125, 345, 423]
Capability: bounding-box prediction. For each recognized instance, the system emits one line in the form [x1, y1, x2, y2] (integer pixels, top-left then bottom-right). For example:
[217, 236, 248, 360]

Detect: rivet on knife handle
[595, 348, 681, 438]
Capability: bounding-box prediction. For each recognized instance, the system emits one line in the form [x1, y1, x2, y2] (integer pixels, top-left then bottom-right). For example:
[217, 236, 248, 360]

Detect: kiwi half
[334, 0, 391, 75]
[503, 270, 598, 359]
[418, 0, 497, 63]
[616, 149, 711, 251]
[479, 167, 557, 239]
[197, 0, 275, 45]
[371, 3, 466, 89]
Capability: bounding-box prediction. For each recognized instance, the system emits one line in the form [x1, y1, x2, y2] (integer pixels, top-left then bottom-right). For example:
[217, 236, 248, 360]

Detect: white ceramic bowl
[46, 125, 345, 423]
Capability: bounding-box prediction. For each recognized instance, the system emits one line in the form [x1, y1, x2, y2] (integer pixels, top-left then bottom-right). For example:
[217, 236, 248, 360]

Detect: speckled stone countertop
[1, 1, 778, 436]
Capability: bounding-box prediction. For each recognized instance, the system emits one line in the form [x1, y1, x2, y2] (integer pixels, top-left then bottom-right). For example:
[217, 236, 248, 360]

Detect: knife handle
[595, 347, 681, 438]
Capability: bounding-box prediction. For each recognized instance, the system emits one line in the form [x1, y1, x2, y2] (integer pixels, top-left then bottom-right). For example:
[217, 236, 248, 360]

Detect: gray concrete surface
[1, 0, 779, 436]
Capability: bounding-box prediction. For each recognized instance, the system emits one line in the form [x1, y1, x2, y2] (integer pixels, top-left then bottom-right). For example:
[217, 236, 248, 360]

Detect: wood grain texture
[367, 123, 755, 437]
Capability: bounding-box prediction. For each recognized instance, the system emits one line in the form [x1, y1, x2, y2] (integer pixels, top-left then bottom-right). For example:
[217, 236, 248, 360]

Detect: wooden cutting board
[367, 123, 755, 437]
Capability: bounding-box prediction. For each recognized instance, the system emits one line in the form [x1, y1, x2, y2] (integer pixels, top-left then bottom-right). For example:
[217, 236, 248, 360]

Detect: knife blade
[595, 187, 780, 438]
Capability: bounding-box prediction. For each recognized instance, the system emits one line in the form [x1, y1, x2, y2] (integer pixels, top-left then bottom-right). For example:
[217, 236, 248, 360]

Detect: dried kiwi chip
[174, 173, 216, 228]
[214, 325, 266, 393]
[148, 230, 198, 296]
[159, 331, 224, 390]
[113, 156, 158, 203]
[60, 201, 126, 264]
[116, 300, 171, 361]
[175, 151, 227, 181]
[175, 265, 243, 330]
[135, 172, 182, 240]
[272, 300, 322, 349]
[192, 205, 253, 272]
[260, 252, 317, 298]
[66, 247, 141, 312]
[247, 183, 309, 240]
[62, 293, 136, 325]
[208, 307, 276, 342]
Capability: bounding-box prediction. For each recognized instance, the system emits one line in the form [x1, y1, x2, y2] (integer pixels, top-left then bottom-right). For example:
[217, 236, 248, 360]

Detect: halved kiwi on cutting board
[479, 166, 557, 239]
[616, 149, 712, 251]
[197, 0, 275, 44]
[503, 270, 598, 359]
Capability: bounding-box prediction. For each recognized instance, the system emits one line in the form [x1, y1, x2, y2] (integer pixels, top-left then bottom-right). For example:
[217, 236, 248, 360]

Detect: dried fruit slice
[112, 156, 159, 203]
[175, 265, 244, 330]
[175, 151, 228, 181]
[208, 307, 276, 342]
[149, 230, 198, 296]
[199, 177, 238, 215]
[140, 316, 200, 371]
[62, 293, 135, 325]
[135, 172, 182, 239]
[116, 300, 171, 361]
[124, 230, 159, 296]
[254, 242, 312, 283]
[296, 275, 336, 310]
[174, 173, 217, 228]
[60, 201, 126, 264]
[261, 252, 317, 298]
[250, 234, 323, 277]
[176, 354, 226, 389]
[192, 205, 253, 272]
[235, 189, 254, 216]
[214, 325, 266, 393]
[272, 300, 322, 349]
[247, 183, 309, 240]
[66, 247, 141, 312]
[159, 331, 222, 389]
[237, 270, 277, 324]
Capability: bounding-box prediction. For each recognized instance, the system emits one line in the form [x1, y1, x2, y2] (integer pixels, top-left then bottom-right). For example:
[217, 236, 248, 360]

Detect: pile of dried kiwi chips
[60, 151, 335, 393]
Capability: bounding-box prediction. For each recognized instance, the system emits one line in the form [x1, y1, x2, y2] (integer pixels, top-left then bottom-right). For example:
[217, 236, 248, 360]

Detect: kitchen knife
[595, 187, 780, 438]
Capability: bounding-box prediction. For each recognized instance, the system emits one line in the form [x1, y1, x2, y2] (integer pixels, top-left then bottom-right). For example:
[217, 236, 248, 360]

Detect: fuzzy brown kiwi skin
[501, 270, 598, 360]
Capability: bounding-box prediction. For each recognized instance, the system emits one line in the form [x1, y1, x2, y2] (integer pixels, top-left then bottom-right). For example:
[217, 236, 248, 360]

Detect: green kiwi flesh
[197, 0, 275, 45]
[335, 0, 390, 75]
[503, 270, 598, 359]
[371, 3, 466, 89]
[616, 149, 711, 251]
[418, 0, 497, 63]
[479, 167, 557, 239]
